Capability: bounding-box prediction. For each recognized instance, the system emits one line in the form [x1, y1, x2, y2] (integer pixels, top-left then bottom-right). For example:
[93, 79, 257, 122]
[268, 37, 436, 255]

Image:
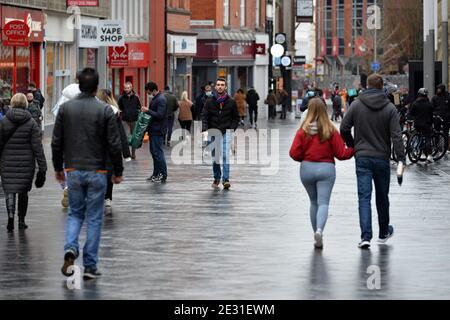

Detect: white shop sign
[98, 20, 125, 47]
[167, 35, 197, 55]
[78, 17, 99, 48]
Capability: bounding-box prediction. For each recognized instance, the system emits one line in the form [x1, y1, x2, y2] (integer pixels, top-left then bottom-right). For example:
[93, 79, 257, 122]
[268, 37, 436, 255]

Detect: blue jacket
[147, 92, 168, 136]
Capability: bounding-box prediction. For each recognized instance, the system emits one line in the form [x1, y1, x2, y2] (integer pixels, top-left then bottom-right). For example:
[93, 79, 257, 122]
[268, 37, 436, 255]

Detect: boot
[18, 217, 28, 230]
[7, 218, 14, 232]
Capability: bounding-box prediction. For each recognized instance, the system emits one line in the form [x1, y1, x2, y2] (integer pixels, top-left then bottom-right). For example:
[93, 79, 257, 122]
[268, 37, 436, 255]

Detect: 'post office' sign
[98, 20, 125, 47]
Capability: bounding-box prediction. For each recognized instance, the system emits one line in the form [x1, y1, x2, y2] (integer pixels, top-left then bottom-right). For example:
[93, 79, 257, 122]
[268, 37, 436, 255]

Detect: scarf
[215, 92, 229, 105]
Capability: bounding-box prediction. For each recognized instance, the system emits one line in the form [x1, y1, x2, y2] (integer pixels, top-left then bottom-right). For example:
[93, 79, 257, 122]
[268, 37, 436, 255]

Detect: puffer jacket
[118, 91, 142, 122]
[0, 108, 47, 193]
[202, 93, 240, 134]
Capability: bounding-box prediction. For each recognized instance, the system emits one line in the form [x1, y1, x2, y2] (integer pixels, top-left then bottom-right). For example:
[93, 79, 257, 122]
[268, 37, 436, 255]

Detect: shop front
[0, 5, 44, 102]
[193, 39, 255, 98]
[167, 33, 197, 99]
[108, 42, 150, 105]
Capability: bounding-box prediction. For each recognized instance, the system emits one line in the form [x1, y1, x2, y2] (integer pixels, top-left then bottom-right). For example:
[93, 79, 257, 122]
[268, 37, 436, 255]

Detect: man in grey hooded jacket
[340, 74, 405, 249]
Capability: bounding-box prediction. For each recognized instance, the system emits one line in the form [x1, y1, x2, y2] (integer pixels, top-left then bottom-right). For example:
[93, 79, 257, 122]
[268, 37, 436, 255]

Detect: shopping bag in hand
[128, 112, 152, 149]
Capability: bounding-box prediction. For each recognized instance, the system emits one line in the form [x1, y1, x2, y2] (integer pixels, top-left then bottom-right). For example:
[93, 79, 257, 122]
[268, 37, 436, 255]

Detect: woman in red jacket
[290, 98, 354, 249]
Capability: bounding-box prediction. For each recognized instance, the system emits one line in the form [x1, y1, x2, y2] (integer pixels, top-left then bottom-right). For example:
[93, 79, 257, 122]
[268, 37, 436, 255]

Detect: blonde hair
[180, 91, 191, 103]
[11, 93, 28, 109]
[301, 98, 336, 143]
[97, 89, 119, 108]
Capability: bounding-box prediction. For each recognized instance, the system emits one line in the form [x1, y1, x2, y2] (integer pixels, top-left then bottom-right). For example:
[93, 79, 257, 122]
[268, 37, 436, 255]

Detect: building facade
[437, 0, 450, 88]
[190, 0, 269, 109]
[166, 0, 197, 99]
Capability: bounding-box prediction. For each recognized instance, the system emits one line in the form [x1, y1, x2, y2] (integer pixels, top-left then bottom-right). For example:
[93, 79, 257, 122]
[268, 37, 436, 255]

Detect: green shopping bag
[128, 112, 152, 149]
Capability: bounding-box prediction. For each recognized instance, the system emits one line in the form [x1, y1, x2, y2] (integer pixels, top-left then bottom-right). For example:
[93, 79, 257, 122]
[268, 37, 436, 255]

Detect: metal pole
[172, 40, 175, 93]
[374, 0, 378, 64]
[424, 0, 436, 96]
[443, 0, 449, 87]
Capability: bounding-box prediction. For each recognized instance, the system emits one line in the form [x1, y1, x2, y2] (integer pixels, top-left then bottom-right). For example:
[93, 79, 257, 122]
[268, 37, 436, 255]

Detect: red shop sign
[67, 0, 99, 6]
[2, 20, 30, 47]
[109, 45, 129, 67]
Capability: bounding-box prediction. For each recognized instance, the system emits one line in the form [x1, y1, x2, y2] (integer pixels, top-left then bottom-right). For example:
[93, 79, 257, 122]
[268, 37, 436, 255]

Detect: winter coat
[164, 91, 180, 117]
[33, 89, 45, 110]
[0, 108, 47, 193]
[409, 98, 434, 128]
[202, 93, 240, 134]
[246, 89, 260, 107]
[28, 100, 42, 126]
[234, 92, 247, 117]
[118, 91, 142, 122]
[146, 92, 168, 136]
[52, 83, 81, 117]
[105, 104, 131, 171]
[178, 100, 193, 121]
[431, 84, 450, 121]
[265, 93, 277, 107]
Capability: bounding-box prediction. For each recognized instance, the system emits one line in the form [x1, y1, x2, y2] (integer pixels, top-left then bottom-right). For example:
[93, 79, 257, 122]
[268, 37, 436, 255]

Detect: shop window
[0, 45, 14, 101]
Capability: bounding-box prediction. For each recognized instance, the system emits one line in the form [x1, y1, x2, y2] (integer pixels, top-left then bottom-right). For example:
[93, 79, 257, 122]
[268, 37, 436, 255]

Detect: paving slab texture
[0, 116, 449, 300]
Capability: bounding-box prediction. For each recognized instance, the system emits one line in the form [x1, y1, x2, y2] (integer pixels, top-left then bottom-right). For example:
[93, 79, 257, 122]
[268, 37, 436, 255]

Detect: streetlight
[266, 1, 275, 91]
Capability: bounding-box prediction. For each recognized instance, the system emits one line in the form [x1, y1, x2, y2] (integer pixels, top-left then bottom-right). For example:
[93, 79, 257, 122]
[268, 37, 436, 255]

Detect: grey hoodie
[340, 89, 405, 162]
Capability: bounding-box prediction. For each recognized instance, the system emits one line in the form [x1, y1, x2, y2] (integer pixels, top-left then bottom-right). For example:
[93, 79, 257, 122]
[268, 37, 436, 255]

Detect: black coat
[431, 92, 450, 121]
[118, 91, 142, 122]
[246, 89, 260, 106]
[147, 92, 168, 136]
[0, 108, 47, 193]
[33, 89, 45, 110]
[409, 98, 434, 127]
[202, 94, 240, 134]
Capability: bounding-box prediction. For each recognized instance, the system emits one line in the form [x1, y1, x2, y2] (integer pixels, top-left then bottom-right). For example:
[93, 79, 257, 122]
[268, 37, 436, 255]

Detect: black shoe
[18, 217, 28, 230]
[378, 225, 394, 244]
[61, 250, 77, 277]
[146, 175, 156, 182]
[7, 218, 14, 232]
[223, 180, 231, 190]
[83, 268, 102, 280]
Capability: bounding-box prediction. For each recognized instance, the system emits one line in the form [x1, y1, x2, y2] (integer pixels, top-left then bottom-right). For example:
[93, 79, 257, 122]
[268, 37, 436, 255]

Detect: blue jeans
[150, 135, 168, 177]
[356, 157, 391, 241]
[65, 171, 107, 269]
[211, 132, 231, 182]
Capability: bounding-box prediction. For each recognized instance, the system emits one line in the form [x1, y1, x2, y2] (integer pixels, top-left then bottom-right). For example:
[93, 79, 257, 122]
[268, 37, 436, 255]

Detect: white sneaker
[314, 229, 323, 249]
[358, 240, 371, 249]
[104, 199, 112, 208]
[427, 155, 434, 163]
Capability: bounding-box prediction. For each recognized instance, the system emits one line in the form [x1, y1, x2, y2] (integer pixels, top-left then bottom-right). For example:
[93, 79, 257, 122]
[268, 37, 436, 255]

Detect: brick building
[190, 0, 269, 108]
[166, 0, 197, 99]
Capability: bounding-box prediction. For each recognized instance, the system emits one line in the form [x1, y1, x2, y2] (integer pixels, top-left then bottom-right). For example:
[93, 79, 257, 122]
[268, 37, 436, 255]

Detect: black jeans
[268, 106, 276, 119]
[5, 193, 28, 218]
[179, 120, 192, 133]
[105, 172, 113, 200]
[249, 104, 258, 125]
[165, 116, 175, 144]
[416, 125, 433, 155]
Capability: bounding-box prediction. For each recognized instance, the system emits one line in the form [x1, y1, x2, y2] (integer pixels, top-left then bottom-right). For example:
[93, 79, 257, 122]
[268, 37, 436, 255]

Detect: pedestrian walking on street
[265, 90, 278, 120]
[290, 98, 354, 249]
[97, 89, 132, 210]
[234, 89, 247, 127]
[52, 68, 124, 280]
[178, 91, 193, 135]
[193, 86, 206, 121]
[26, 91, 43, 130]
[280, 89, 289, 119]
[432, 84, 450, 147]
[202, 78, 240, 190]
[246, 87, 260, 129]
[28, 82, 45, 110]
[164, 86, 180, 147]
[118, 82, 141, 160]
[409, 88, 434, 163]
[340, 74, 406, 250]
[143, 82, 168, 183]
[0, 93, 47, 232]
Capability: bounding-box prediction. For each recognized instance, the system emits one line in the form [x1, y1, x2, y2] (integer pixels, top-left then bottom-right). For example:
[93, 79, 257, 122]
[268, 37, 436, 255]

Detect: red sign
[197, 40, 255, 61]
[2, 20, 30, 47]
[332, 37, 339, 57]
[67, 0, 99, 6]
[1, 6, 45, 43]
[255, 43, 266, 55]
[108, 43, 150, 69]
[355, 37, 367, 57]
[109, 45, 129, 67]
[320, 38, 326, 57]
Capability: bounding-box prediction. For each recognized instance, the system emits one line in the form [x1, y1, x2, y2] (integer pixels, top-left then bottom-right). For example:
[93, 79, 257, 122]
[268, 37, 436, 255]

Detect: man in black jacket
[143, 82, 168, 183]
[432, 84, 450, 143]
[52, 68, 123, 280]
[118, 82, 141, 159]
[246, 87, 260, 129]
[202, 78, 239, 190]
[164, 86, 179, 147]
[28, 82, 45, 110]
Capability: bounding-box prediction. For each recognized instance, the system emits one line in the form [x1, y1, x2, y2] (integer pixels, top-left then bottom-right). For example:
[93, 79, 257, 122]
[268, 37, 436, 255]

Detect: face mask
[205, 92, 212, 97]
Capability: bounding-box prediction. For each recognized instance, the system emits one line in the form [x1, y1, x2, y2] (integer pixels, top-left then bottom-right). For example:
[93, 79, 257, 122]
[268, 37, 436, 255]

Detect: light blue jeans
[64, 171, 107, 269]
[300, 162, 336, 232]
[211, 132, 231, 182]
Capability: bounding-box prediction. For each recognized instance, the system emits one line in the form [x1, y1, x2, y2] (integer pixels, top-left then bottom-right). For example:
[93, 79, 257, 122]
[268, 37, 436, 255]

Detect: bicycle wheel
[407, 133, 423, 163]
[432, 132, 447, 162]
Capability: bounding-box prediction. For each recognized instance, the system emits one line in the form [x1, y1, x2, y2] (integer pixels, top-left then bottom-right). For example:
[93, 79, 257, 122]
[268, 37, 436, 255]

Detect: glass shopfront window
[79, 48, 98, 69]
[0, 45, 14, 102]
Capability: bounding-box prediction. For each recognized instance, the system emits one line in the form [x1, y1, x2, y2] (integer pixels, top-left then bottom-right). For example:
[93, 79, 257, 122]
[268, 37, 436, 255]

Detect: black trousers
[5, 193, 28, 219]
[179, 120, 192, 133]
[105, 172, 113, 200]
[249, 104, 258, 125]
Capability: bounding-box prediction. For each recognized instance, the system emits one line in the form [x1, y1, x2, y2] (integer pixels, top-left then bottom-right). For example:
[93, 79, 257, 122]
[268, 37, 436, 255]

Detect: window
[352, 0, 364, 54]
[240, 0, 246, 27]
[324, 0, 333, 55]
[337, 0, 345, 55]
[224, 0, 230, 26]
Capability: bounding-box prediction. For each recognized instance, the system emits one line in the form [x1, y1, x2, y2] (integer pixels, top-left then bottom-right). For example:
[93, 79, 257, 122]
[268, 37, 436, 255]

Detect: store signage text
[98, 20, 125, 46]
[67, 0, 99, 6]
[2, 20, 30, 46]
